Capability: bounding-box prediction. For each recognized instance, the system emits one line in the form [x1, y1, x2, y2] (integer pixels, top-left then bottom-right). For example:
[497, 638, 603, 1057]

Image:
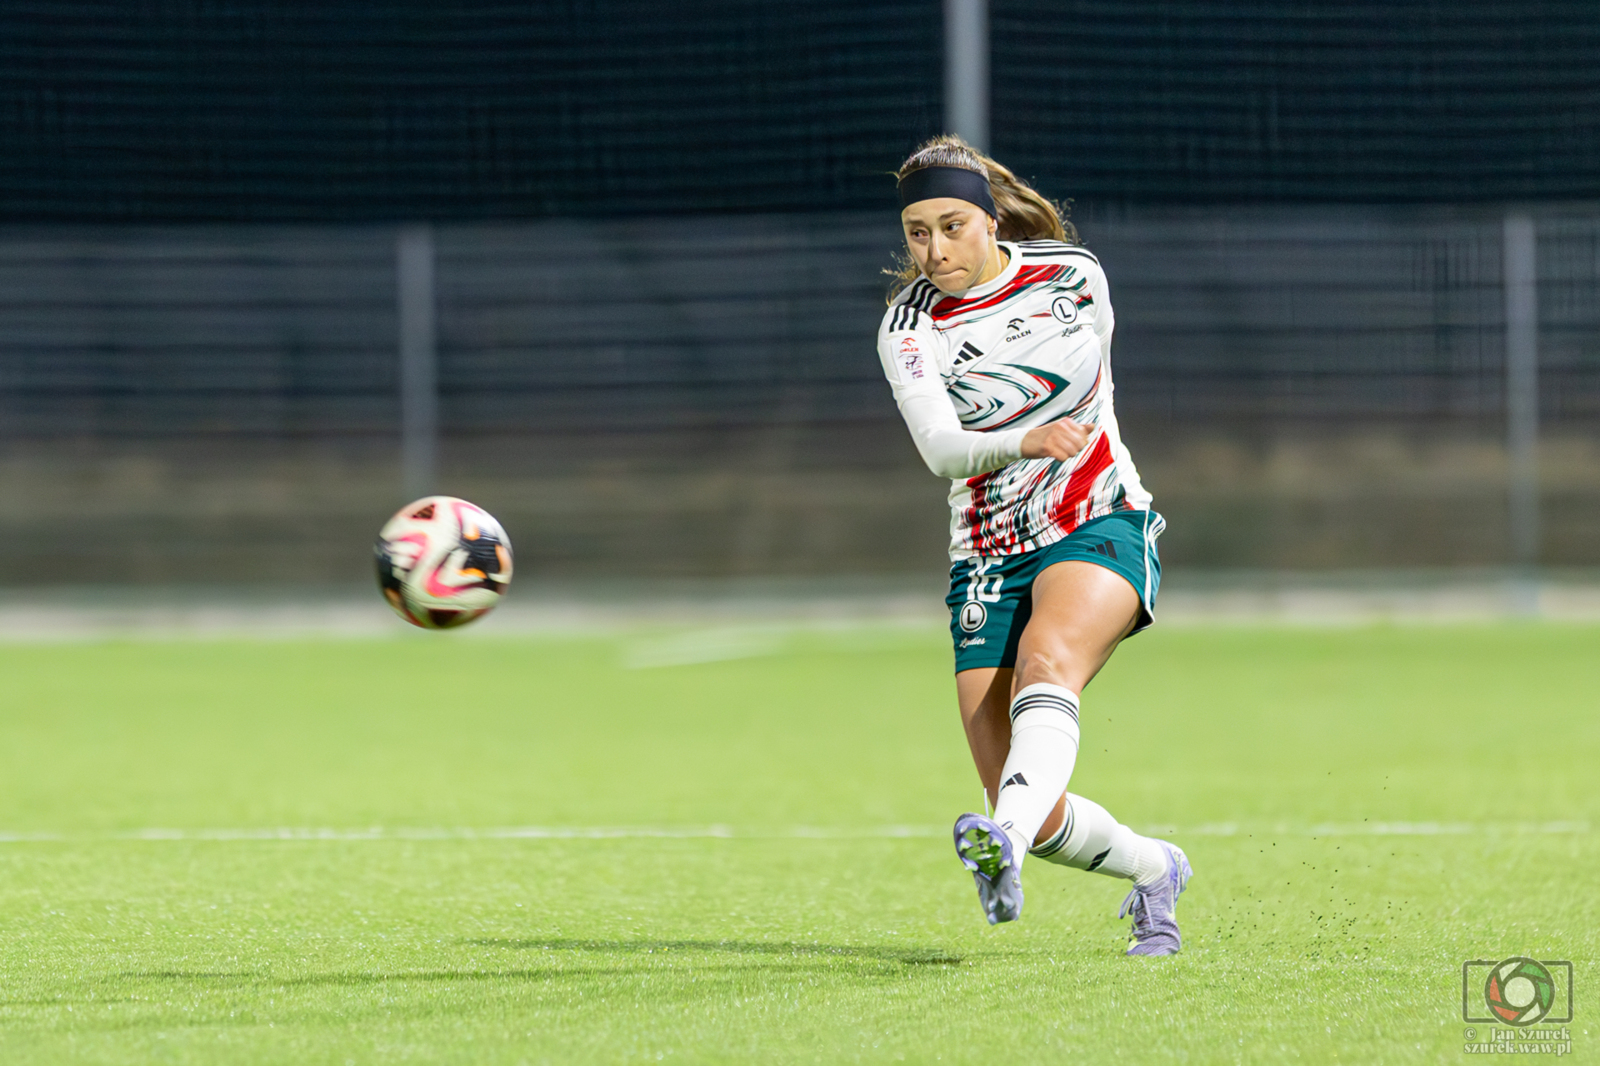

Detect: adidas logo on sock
[1002, 772, 1029, 788]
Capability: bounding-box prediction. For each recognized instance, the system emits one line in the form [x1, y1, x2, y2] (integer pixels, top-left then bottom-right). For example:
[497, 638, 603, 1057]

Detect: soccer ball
[374, 496, 513, 629]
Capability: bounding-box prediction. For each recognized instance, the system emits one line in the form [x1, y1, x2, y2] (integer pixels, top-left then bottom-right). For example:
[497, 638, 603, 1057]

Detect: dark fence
[1100, 205, 1600, 423]
[6, 2, 1600, 221]
[2, 204, 1598, 584]
[0, 1, 941, 221]
[996, 1, 1600, 203]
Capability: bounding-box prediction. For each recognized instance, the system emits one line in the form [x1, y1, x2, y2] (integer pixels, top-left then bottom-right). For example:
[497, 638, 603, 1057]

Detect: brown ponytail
[887, 135, 1077, 299]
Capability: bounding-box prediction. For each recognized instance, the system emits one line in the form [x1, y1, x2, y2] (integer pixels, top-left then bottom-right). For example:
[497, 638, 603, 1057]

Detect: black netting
[994, 1, 1600, 203]
[0, 1, 940, 222]
[7, 2, 1600, 222]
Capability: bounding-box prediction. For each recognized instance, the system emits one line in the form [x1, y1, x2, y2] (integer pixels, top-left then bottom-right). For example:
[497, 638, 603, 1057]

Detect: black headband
[897, 166, 996, 218]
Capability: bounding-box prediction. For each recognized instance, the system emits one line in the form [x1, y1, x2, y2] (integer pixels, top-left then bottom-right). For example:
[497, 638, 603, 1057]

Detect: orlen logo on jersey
[1003, 317, 1032, 343]
[898, 336, 925, 380]
[1051, 296, 1081, 325]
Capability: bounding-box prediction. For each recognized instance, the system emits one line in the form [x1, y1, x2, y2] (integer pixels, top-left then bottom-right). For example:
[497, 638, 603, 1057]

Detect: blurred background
[2, 1, 1597, 621]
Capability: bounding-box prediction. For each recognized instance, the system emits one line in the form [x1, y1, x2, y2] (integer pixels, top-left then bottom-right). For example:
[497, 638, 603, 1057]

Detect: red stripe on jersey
[929, 265, 1065, 322]
[1049, 432, 1116, 534]
[961, 435, 1115, 554]
[962, 462, 1049, 555]
[962, 472, 996, 555]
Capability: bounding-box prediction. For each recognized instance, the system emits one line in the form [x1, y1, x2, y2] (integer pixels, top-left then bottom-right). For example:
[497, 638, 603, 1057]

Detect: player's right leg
[947, 550, 1035, 924]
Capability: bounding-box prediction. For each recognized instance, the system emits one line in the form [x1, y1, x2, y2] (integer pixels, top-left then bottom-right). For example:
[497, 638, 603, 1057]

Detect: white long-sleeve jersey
[877, 240, 1152, 560]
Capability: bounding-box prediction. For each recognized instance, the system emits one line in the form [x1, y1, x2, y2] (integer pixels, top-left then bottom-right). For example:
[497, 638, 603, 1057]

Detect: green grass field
[0, 622, 1595, 1064]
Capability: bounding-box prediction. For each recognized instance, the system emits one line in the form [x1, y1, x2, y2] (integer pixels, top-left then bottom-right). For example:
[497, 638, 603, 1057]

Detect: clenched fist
[1020, 418, 1091, 462]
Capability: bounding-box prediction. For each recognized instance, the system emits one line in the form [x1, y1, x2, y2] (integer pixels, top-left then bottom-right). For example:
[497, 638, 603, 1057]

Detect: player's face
[901, 199, 1001, 294]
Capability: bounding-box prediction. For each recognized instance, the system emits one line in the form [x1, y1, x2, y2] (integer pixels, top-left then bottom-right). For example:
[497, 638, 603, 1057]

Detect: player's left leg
[1031, 792, 1192, 956]
[1001, 559, 1191, 955]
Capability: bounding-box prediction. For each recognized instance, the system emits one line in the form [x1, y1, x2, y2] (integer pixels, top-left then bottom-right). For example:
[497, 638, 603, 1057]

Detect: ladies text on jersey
[877, 240, 1153, 560]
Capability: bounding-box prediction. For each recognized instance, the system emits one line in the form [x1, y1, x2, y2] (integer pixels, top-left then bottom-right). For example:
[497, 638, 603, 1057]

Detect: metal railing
[1, 206, 1597, 582]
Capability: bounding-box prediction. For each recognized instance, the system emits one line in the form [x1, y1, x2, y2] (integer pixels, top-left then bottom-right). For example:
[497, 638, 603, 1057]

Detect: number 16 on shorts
[961, 559, 1003, 633]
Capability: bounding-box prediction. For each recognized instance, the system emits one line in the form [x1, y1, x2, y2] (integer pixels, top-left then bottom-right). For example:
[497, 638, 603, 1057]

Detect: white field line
[1142, 821, 1592, 837]
[3, 580, 1600, 645]
[0, 821, 1589, 844]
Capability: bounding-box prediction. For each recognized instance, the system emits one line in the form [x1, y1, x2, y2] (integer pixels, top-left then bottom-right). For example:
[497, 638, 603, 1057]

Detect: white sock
[990, 683, 1080, 869]
[1030, 792, 1171, 886]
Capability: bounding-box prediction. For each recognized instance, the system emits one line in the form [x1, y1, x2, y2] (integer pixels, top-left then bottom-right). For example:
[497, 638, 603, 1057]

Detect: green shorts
[946, 510, 1165, 672]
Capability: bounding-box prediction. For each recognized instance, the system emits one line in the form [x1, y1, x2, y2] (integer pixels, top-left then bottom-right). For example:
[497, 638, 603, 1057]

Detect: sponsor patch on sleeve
[897, 335, 925, 380]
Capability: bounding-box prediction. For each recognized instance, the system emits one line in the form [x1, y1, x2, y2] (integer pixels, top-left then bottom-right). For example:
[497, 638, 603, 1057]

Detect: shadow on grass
[63, 941, 963, 996]
[99, 959, 947, 990]
[116, 971, 261, 980]
[1, 973, 263, 1008]
[467, 938, 963, 966]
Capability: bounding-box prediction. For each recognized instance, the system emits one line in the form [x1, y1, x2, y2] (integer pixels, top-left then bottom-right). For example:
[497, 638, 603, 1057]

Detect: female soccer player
[877, 136, 1191, 956]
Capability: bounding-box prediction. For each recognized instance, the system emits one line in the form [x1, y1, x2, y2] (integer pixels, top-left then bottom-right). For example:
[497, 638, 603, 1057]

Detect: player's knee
[1013, 646, 1084, 691]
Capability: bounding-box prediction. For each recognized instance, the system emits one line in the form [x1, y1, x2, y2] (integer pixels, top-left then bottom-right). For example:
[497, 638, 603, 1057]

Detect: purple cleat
[953, 813, 1023, 925]
[1118, 842, 1192, 956]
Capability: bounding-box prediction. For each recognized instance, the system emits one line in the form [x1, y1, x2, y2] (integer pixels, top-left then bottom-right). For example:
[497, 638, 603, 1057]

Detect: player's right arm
[878, 307, 1087, 476]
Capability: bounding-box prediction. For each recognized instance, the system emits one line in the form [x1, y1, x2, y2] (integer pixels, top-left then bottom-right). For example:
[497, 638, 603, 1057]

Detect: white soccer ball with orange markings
[374, 496, 513, 629]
